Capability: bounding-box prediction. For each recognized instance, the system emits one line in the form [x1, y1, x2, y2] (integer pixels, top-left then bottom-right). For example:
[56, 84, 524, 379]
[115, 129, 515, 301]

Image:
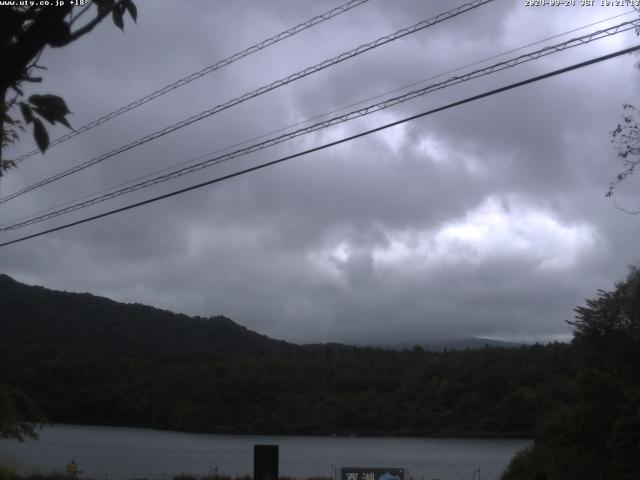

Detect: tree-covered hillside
[0, 273, 576, 438]
[0, 274, 293, 360]
[4, 267, 638, 478]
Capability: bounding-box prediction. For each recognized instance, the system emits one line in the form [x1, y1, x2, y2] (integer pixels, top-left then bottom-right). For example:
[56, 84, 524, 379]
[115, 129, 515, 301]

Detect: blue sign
[341, 467, 404, 480]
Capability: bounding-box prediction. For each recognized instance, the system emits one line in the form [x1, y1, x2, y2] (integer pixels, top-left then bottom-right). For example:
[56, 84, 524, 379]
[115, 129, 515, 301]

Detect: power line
[327, 9, 637, 119]
[0, 0, 494, 206]
[7, 8, 630, 230]
[11, 0, 372, 165]
[1, 44, 638, 249]
[23, 5, 629, 228]
[3, 18, 636, 230]
[2, 19, 636, 232]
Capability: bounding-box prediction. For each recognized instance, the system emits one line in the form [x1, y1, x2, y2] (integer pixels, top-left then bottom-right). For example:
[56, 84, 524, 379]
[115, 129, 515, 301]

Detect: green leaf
[57, 115, 72, 129]
[19, 103, 33, 124]
[28, 95, 72, 129]
[95, 0, 115, 15]
[28, 94, 70, 115]
[123, 0, 137, 23]
[32, 107, 55, 125]
[112, 5, 124, 30]
[32, 118, 49, 153]
[32, 107, 72, 129]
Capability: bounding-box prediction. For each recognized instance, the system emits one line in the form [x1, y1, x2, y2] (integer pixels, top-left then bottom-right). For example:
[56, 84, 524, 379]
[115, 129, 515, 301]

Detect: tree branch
[0, 6, 72, 92]
[611, 197, 640, 215]
[62, 1, 124, 46]
[69, 1, 95, 27]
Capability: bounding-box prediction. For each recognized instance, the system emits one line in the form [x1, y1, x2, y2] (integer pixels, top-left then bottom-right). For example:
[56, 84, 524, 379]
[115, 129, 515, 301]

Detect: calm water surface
[0, 425, 529, 480]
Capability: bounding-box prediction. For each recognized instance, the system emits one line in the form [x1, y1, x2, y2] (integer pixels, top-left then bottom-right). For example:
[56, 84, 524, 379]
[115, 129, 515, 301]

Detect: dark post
[254, 444, 278, 480]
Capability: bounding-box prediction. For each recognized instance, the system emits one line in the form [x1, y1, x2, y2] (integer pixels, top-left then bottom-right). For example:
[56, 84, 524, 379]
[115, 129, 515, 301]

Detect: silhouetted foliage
[502, 265, 640, 480]
[607, 8, 640, 207]
[0, 0, 137, 174]
[608, 104, 640, 207]
[0, 382, 46, 441]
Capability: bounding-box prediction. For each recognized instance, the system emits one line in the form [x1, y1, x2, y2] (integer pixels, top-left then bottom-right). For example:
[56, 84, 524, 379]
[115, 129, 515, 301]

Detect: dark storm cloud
[1, 0, 639, 345]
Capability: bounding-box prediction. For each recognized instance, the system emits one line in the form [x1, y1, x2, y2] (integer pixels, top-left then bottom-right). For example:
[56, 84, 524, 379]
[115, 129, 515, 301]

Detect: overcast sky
[1, 0, 639, 345]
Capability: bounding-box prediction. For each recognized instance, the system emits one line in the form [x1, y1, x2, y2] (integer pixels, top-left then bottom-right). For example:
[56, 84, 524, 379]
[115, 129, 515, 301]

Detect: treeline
[501, 266, 640, 480]
[0, 343, 571, 437]
[3, 268, 639, 478]
[1, 272, 573, 437]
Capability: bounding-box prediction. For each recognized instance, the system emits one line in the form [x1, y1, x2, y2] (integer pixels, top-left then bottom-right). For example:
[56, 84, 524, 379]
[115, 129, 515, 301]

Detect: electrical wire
[11, 0, 372, 164]
[4, 9, 632, 230]
[1, 44, 638, 248]
[1, 18, 637, 233]
[0, 0, 494, 206]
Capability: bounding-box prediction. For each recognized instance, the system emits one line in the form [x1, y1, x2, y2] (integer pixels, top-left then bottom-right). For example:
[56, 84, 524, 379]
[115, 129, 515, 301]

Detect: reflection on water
[0, 425, 529, 480]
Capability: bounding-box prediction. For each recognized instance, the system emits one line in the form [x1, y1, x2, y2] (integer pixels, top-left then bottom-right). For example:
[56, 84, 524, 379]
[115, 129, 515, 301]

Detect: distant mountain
[423, 337, 521, 351]
[0, 273, 521, 363]
[363, 337, 521, 352]
[0, 274, 295, 360]
[0, 274, 575, 438]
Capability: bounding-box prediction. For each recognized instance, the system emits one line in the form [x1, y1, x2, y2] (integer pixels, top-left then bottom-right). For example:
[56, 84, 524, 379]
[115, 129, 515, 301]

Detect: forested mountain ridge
[2, 268, 639, 478]
[0, 273, 294, 360]
[0, 273, 517, 359]
[0, 273, 573, 438]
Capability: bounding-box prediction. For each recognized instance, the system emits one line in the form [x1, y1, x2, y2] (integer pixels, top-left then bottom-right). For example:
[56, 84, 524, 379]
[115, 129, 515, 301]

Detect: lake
[0, 425, 529, 480]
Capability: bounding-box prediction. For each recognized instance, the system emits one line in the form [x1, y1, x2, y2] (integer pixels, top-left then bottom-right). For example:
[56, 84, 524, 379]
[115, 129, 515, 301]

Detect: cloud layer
[1, 0, 639, 344]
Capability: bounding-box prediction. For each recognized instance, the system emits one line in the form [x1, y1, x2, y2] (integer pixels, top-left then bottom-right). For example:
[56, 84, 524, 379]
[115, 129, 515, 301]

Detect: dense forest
[0, 344, 572, 437]
[0, 273, 572, 437]
[1, 268, 639, 479]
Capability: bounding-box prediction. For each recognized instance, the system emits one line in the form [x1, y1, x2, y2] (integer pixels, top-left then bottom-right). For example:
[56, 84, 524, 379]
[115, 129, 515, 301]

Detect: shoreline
[35, 423, 532, 442]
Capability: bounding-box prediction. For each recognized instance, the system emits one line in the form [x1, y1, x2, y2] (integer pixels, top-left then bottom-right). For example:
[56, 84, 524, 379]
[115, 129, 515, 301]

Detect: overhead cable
[1, 19, 637, 232]
[6, 8, 634, 215]
[1, 44, 638, 248]
[11, 0, 372, 164]
[0, 0, 494, 206]
[2, 9, 634, 230]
